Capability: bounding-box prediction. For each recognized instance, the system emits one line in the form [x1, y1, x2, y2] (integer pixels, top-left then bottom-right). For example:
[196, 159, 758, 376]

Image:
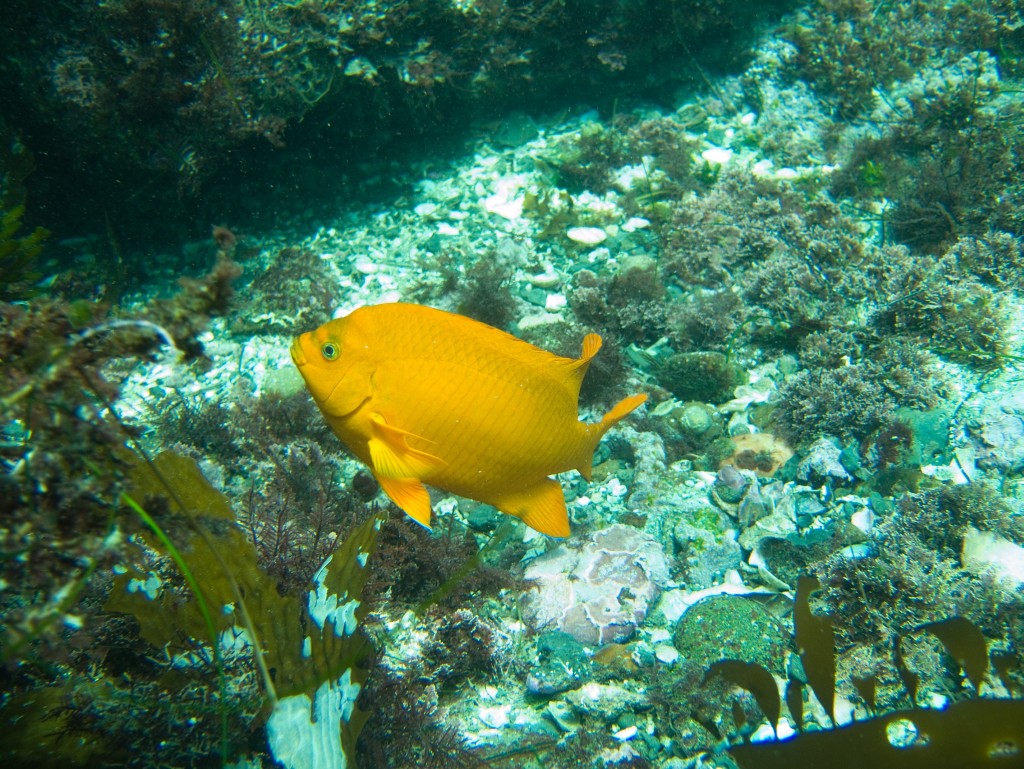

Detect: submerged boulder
[520, 524, 670, 645]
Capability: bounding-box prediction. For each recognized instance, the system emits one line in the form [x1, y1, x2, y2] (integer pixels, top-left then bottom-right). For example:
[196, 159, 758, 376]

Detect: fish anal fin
[376, 475, 433, 529]
[368, 412, 445, 479]
[498, 478, 570, 538]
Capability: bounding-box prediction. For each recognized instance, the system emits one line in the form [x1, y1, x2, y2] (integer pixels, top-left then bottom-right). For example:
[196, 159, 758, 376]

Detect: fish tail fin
[576, 393, 647, 481]
[600, 393, 648, 428]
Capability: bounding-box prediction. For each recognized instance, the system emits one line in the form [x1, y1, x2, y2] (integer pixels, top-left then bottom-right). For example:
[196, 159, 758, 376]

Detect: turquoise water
[1, 1, 1023, 767]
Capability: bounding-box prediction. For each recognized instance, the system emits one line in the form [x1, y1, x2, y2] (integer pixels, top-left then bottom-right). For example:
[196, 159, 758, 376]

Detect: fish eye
[321, 341, 340, 361]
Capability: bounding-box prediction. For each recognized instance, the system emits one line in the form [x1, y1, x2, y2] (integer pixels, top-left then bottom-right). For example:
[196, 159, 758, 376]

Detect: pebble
[520, 285, 549, 307]
[701, 147, 732, 164]
[566, 226, 607, 245]
[353, 255, 378, 274]
[545, 293, 567, 311]
[654, 645, 679, 664]
[526, 268, 561, 288]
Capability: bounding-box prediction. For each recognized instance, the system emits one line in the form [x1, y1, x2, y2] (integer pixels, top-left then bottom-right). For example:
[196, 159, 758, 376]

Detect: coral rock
[520, 524, 670, 645]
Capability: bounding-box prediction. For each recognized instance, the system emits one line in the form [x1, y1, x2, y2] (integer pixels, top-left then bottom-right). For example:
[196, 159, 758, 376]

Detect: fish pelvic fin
[576, 393, 648, 481]
[497, 478, 570, 538]
[367, 412, 445, 479]
[376, 475, 433, 529]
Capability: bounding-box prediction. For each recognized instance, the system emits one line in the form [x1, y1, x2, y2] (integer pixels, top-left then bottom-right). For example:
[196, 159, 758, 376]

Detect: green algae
[106, 451, 385, 764]
[0, 121, 48, 301]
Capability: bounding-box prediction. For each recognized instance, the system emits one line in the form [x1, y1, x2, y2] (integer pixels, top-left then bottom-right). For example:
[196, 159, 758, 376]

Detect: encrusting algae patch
[291, 302, 646, 537]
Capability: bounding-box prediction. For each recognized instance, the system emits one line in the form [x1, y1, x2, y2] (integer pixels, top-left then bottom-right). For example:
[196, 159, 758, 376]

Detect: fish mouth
[289, 338, 307, 367]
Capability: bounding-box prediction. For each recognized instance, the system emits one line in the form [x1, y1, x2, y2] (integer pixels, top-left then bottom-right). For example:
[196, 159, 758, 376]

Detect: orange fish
[290, 303, 646, 537]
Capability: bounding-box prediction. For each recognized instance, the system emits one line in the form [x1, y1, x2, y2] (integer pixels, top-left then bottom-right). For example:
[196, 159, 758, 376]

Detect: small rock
[654, 645, 679, 664]
[525, 631, 592, 695]
[737, 510, 796, 551]
[613, 725, 638, 741]
[962, 527, 1024, 589]
[702, 147, 732, 164]
[566, 226, 608, 245]
[262, 366, 305, 398]
[352, 255, 378, 274]
[546, 700, 580, 732]
[974, 389, 1024, 473]
[519, 284, 549, 307]
[520, 525, 670, 645]
[673, 594, 789, 673]
[797, 438, 852, 483]
[672, 518, 741, 590]
[564, 682, 646, 719]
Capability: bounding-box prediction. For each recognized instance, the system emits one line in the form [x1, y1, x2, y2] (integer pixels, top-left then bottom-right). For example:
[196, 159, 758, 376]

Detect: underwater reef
[0, 0, 796, 251]
[2, 0, 1024, 768]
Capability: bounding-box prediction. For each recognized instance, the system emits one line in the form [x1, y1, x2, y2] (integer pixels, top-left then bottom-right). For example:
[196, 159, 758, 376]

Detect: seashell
[566, 226, 608, 245]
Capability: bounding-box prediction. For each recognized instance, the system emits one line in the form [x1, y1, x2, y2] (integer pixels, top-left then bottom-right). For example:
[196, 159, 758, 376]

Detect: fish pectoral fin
[376, 475, 433, 529]
[367, 412, 445, 479]
[497, 478, 570, 538]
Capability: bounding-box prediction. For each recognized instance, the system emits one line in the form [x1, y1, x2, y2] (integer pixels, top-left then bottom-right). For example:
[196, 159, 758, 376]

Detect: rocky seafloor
[3, 2, 1024, 768]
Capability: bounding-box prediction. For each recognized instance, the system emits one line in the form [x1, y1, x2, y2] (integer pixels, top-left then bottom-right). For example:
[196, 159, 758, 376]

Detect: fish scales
[379, 361, 580, 485]
[291, 302, 646, 537]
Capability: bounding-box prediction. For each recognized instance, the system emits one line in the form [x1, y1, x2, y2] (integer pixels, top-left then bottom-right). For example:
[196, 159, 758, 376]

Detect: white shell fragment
[701, 147, 732, 164]
[527, 267, 561, 288]
[566, 226, 608, 245]
[613, 725, 638, 741]
[478, 704, 511, 729]
[850, 508, 875, 534]
[962, 527, 1024, 589]
[655, 645, 679, 664]
[545, 293, 567, 311]
[622, 217, 650, 232]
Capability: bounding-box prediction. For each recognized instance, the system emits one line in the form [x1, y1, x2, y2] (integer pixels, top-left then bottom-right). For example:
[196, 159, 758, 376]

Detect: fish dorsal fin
[559, 333, 602, 398]
[376, 475, 433, 529]
[367, 413, 445, 479]
[496, 478, 570, 538]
